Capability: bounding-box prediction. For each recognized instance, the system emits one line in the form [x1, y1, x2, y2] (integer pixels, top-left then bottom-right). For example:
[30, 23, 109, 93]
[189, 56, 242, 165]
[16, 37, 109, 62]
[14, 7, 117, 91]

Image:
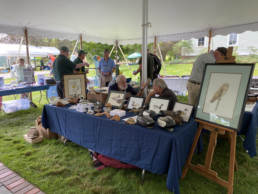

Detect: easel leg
[227, 131, 238, 171]
[204, 131, 217, 169]
[228, 131, 237, 194]
[181, 123, 203, 179]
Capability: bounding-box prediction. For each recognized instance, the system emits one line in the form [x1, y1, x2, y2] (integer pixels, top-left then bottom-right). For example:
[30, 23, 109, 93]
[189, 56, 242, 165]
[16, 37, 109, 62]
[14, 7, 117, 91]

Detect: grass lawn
[0, 64, 257, 194]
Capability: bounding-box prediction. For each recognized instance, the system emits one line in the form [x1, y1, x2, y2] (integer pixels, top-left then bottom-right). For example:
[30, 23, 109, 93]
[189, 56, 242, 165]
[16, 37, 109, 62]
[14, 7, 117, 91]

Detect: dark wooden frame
[195, 63, 254, 131]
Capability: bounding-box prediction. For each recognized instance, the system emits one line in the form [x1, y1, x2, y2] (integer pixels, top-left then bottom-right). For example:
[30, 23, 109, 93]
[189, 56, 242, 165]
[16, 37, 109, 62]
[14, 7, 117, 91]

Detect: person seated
[145, 78, 178, 110]
[109, 75, 148, 98]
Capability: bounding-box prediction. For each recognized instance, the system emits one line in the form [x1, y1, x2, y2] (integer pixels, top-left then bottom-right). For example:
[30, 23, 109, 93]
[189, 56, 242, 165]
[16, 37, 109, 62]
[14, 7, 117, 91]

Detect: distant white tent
[0, 44, 59, 57]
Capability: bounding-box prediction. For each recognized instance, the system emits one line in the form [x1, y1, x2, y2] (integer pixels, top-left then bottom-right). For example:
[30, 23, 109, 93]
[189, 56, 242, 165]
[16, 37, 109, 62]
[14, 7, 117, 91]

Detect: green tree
[172, 40, 193, 59]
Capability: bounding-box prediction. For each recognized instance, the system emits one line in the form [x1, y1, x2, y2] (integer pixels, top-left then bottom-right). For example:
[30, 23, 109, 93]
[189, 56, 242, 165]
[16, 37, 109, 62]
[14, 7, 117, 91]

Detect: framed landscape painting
[195, 63, 254, 131]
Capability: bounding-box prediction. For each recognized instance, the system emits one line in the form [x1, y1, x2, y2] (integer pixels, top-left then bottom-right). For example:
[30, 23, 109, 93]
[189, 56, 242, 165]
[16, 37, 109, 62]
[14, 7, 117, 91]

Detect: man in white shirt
[11, 58, 30, 83]
[187, 47, 227, 106]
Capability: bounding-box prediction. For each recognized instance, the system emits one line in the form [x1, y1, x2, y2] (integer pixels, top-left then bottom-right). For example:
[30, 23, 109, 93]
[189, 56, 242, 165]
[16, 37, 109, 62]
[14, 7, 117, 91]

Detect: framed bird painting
[106, 90, 126, 109]
[195, 63, 255, 131]
[149, 97, 171, 114]
[127, 96, 145, 110]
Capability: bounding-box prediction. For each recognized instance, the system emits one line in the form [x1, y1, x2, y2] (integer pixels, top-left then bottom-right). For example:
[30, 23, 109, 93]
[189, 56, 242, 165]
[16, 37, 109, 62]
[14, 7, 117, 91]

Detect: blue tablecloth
[239, 102, 258, 157]
[41, 105, 199, 194]
[0, 85, 50, 96]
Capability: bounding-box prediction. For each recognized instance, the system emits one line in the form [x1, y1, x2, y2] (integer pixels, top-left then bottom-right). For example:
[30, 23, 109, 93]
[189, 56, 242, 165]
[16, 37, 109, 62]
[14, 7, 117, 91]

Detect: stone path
[0, 162, 44, 194]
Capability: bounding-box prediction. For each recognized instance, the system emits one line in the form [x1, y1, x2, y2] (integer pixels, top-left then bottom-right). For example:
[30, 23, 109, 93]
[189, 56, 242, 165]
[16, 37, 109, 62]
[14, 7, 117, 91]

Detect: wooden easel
[181, 120, 237, 194]
[182, 47, 238, 194]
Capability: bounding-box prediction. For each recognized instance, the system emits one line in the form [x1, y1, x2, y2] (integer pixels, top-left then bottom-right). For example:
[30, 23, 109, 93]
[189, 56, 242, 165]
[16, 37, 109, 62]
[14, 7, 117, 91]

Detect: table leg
[39, 90, 43, 104]
[29, 92, 32, 101]
[0, 96, 2, 111]
[44, 90, 49, 103]
[142, 169, 145, 182]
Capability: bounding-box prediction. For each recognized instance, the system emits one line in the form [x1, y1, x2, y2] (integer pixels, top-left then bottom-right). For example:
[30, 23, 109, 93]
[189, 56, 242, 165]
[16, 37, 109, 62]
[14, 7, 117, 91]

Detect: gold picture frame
[63, 73, 86, 99]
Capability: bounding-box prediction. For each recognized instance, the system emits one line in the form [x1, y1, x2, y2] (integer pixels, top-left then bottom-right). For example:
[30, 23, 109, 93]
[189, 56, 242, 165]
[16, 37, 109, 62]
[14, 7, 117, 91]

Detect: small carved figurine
[94, 112, 111, 118]
[125, 118, 136, 125]
[110, 115, 120, 121]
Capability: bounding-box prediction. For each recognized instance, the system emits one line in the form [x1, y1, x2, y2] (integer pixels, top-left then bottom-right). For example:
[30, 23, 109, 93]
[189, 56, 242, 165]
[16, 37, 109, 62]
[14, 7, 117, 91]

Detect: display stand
[181, 120, 237, 194]
[182, 47, 238, 194]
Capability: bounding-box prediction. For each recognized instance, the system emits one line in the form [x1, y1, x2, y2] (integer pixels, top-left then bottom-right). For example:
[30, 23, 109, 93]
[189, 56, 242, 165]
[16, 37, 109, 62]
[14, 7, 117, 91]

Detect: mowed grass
[0, 64, 258, 194]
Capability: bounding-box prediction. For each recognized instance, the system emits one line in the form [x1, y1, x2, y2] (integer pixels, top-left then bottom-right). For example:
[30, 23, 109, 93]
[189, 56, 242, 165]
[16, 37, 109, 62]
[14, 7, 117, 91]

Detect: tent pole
[142, 0, 148, 94]
[157, 40, 166, 75]
[6, 57, 9, 69]
[115, 40, 118, 63]
[154, 36, 157, 55]
[115, 41, 119, 76]
[109, 45, 115, 56]
[72, 40, 79, 55]
[24, 27, 32, 100]
[16, 36, 24, 64]
[80, 34, 83, 50]
[208, 29, 212, 52]
[118, 44, 131, 70]
[118, 45, 128, 64]
[24, 28, 30, 66]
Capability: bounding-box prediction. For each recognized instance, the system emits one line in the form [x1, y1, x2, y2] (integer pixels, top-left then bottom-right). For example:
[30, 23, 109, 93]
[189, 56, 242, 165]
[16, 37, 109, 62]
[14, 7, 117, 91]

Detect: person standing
[133, 49, 154, 82]
[53, 46, 89, 98]
[40, 59, 44, 70]
[74, 50, 87, 73]
[11, 58, 29, 83]
[187, 47, 227, 106]
[11, 58, 31, 98]
[74, 49, 90, 83]
[99, 49, 115, 87]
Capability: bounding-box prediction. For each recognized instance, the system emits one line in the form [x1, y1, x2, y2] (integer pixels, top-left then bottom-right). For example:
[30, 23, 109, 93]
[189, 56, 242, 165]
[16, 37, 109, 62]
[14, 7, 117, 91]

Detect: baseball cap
[60, 46, 69, 52]
[78, 50, 87, 55]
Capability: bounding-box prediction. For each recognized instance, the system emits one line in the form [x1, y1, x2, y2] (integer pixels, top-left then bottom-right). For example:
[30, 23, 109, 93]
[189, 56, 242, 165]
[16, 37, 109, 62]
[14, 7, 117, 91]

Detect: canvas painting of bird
[210, 83, 229, 111]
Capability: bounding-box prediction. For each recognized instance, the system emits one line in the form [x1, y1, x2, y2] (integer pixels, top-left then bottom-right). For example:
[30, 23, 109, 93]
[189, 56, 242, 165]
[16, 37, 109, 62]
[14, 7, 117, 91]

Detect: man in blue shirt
[99, 49, 115, 87]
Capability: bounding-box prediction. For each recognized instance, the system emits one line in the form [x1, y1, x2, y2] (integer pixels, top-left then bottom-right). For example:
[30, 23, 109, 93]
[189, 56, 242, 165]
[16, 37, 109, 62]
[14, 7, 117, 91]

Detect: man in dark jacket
[53, 46, 89, 98]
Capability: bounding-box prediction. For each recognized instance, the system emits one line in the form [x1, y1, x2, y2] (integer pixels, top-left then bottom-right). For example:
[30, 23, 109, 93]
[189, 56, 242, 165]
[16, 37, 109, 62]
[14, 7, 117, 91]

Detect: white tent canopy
[0, 43, 59, 57]
[0, 0, 258, 45]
